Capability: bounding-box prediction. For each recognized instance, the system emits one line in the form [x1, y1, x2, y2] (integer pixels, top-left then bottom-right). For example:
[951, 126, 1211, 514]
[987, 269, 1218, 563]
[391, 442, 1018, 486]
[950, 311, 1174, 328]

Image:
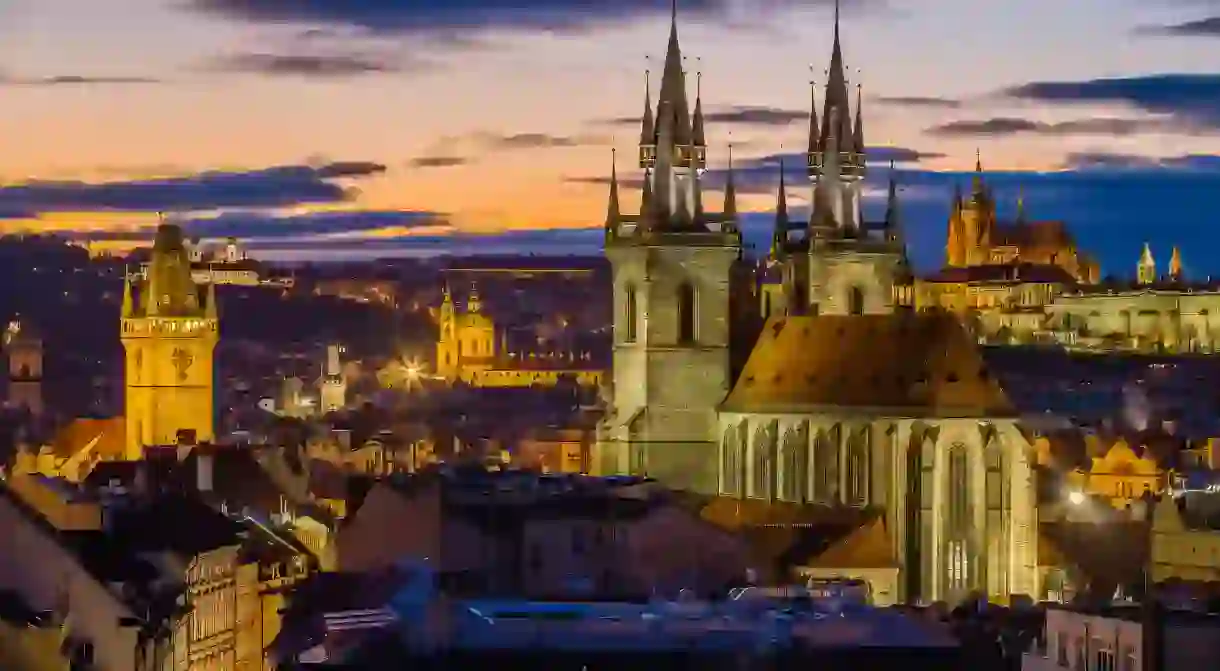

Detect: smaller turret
[771, 158, 789, 260]
[605, 148, 621, 238]
[1169, 246, 1183, 282]
[1138, 243, 1156, 285]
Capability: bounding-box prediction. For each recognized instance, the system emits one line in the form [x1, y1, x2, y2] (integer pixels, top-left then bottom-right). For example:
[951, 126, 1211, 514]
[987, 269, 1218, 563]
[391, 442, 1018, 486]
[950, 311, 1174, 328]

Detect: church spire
[1138, 242, 1156, 285]
[815, 0, 856, 173]
[853, 81, 865, 154]
[972, 148, 985, 195]
[638, 63, 655, 168]
[468, 282, 482, 313]
[724, 142, 737, 222]
[771, 158, 789, 259]
[1170, 246, 1183, 281]
[806, 66, 819, 164]
[884, 160, 902, 245]
[692, 60, 706, 150]
[605, 148, 621, 236]
[121, 272, 134, 318]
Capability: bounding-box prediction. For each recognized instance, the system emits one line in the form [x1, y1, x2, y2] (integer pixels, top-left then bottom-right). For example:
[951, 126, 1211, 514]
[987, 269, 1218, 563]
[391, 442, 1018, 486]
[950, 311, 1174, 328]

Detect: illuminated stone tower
[598, 0, 742, 492]
[121, 223, 219, 460]
[3, 317, 43, 417]
[1138, 243, 1156, 285]
[319, 343, 346, 413]
[800, 0, 904, 316]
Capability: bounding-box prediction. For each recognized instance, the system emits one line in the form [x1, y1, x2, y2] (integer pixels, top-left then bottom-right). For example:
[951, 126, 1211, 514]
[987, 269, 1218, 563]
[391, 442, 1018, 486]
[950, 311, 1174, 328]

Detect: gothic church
[595, 3, 1039, 605]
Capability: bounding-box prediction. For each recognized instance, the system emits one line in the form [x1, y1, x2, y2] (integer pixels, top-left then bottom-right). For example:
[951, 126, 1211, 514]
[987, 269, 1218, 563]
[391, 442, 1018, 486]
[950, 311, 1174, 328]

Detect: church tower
[121, 223, 219, 460]
[598, 0, 742, 493]
[800, 0, 904, 316]
[319, 343, 346, 413]
[4, 317, 43, 417]
[1138, 243, 1156, 285]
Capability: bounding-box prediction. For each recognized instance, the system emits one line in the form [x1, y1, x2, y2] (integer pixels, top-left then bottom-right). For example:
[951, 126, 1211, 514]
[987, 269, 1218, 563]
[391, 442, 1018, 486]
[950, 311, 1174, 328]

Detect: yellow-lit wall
[122, 317, 218, 459]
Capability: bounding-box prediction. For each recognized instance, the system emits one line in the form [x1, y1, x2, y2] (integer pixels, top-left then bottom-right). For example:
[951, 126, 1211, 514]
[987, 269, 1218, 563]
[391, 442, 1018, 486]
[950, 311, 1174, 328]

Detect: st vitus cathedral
[596, 2, 1039, 606]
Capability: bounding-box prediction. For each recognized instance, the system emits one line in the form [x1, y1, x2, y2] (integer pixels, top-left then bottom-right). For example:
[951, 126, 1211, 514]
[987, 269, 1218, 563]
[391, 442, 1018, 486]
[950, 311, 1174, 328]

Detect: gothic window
[813, 430, 838, 503]
[624, 285, 638, 343]
[846, 430, 870, 506]
[848, 286, 865, 315]
[721, 427, 744, 496]
[752, 423, 776, 499]
[946, 443, 971, 597]
[780, 429, 806, 501]
[677, 282, 696, 344]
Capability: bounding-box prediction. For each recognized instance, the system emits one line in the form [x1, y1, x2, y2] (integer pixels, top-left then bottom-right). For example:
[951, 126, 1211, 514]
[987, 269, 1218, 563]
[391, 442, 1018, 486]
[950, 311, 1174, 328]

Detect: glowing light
[1068, 491, 1085, 506]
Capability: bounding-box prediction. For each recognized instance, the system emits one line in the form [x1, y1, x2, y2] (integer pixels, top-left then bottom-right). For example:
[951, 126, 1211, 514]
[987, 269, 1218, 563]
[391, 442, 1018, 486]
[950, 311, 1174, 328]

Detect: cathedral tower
[799, 0, 904, 316]
[121, 223, 219, 460]
[4, 317, 43, 417]
[598, 0, 742, 492]
[319, 343, 346, 413]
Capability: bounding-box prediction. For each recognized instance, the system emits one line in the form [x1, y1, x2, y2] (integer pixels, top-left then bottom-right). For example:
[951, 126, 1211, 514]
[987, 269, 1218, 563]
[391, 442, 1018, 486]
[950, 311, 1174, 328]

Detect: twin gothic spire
[606, 0, 878, 241]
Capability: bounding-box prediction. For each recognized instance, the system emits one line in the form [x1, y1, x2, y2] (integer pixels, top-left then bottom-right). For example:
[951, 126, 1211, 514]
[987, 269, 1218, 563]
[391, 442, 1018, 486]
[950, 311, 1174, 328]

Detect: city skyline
[4, 0, 1220, 273]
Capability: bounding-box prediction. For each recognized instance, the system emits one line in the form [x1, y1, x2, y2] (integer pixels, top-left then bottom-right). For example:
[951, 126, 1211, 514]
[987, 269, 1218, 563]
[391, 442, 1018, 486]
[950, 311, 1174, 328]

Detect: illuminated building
[945, 162, 1098, 283]
[3, 317, 44, 417]
[122, 223, 219, 460]
[596, 4, 1039, 605]
[434, 284, 603, 387]
[319, 344, 346, 413]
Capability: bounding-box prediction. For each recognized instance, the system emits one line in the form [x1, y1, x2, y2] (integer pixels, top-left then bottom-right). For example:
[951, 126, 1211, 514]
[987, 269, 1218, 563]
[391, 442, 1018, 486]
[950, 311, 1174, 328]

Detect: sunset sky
[6, 0, 1220, 274]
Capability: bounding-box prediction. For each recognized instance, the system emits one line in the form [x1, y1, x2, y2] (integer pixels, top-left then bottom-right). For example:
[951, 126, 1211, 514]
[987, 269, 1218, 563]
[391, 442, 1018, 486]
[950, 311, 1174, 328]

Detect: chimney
[197, 448, 214, 493]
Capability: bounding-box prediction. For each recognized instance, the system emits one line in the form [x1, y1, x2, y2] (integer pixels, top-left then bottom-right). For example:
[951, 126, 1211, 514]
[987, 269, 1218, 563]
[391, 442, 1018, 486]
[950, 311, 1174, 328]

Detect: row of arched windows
[621, 282, 697, 344]
[720, 423, 870, 505]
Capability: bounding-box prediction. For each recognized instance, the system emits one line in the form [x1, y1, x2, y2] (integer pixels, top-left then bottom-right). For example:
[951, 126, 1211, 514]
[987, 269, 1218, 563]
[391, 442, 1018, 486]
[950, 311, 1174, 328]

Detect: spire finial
[672, 0, 678, 25]
[696, 56, 702, 98]
[834, 0, 841, 38]
[975, 148, 983, 172]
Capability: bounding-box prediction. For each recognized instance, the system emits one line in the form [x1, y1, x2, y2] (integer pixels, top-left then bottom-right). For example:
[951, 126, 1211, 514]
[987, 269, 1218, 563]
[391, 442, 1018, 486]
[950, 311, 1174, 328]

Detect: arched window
[624, 286, 638, 342]
[721, 427, 744, 496]
[946, 443, 971, 597]
[752, 423, 776, 499]
[677, 282, 696, 344]
[848, 286, 865, 315]
[813, 430, 838, 503]
[780, 428, 807, 502]
[846, 430, 870, 506]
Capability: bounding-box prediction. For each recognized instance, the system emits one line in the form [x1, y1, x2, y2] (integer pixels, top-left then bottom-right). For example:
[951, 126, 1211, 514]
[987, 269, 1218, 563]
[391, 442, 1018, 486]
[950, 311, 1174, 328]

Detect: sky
[6, 0, 1220, 275]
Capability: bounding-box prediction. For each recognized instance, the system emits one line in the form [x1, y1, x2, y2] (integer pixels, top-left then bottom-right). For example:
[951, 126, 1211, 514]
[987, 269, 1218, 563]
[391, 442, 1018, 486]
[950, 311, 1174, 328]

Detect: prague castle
[13, 222, 218, 478]
[595, 3, 1038, 605]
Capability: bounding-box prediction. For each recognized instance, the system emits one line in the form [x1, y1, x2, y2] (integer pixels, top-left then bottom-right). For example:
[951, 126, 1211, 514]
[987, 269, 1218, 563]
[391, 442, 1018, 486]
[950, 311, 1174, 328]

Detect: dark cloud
[59, 210, 446, 243]
[1136, 17, 1220, 37]
[928, 116, 1175, 137]
[206, 52, 407, 77]
[1062, 152, 1220, 171]
[598, 106, 809, 128]
[566, 145, 939, 196]
[702, 106, 808, 126]
[486, 133, 585, 149]
[873, 96, 961, 108]
[1004, 74, 1220, 128]
[0, 161, 385, 214]
[0, 74, 159, 86]
[409, 156, 470, 168]
[186, 0, 856, 36]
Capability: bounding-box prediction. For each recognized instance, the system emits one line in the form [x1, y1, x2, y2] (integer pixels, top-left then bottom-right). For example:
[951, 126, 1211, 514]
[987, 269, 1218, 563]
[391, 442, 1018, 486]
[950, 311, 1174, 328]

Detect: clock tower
[121, 222, 219, 460]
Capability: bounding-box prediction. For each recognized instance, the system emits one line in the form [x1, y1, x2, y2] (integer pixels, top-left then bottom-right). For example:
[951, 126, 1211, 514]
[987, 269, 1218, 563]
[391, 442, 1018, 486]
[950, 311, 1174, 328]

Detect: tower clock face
[172, 348, 195, 381]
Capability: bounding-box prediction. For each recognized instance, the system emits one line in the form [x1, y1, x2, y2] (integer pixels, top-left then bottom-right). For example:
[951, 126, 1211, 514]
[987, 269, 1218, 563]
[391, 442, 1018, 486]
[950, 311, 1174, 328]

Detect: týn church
[594, 3, 1039, 606]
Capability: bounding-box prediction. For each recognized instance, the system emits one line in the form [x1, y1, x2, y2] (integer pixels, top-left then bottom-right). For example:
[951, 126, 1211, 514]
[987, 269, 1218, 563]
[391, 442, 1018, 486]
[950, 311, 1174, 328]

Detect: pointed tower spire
[1138, 242, 1157, 285]
[817, 0, 853, 163]
[771, 157, 789, 259]
[638, 61, 655, 169]
[468, 282, 482, 313]
[972, 148, 985, 196]
[806, 66, 819, 174]
[884, 160, 902, 244]
[692, 58, 706, 152]
[853, 81, 865, 154]
[1170, 246, 1183, 281]
[121, 272, 134, 318]
[724, 141, 737, 222]
[605, 148, 621, 236]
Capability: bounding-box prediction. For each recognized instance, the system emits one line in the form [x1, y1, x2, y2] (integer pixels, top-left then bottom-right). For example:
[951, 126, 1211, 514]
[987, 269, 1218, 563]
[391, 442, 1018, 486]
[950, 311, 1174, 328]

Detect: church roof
[804, 515, 897, 569]
[47, 416, 126, 459]
[922, 263, 1076, 285]
[722, 313, 1016, 416]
